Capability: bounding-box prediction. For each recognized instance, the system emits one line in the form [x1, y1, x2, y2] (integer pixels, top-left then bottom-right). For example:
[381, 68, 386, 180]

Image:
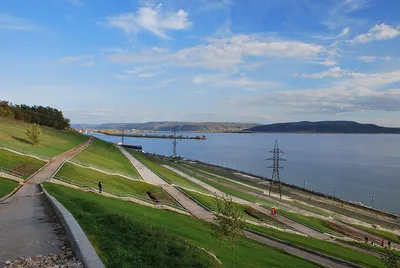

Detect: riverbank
[150, 153, 399, 220]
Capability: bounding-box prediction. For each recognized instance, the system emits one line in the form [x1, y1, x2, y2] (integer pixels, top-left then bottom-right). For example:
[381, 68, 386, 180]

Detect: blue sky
[1, 0, 400, 126]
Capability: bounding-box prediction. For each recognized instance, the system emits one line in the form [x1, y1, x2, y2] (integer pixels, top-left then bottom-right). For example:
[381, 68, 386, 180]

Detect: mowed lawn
[73, 138, 140, 178]
[56, 163, 174, 203]
[0, 118, 88, 158]
[0, 177, 19, 198]
[44, 183, 323, 268]
[0, 149, 46, 179]
[173, 163, 344, 236]
[129, 151, 210, 194]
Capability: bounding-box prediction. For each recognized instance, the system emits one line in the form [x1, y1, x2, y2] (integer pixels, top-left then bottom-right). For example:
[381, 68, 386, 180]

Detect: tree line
[0, 100, 71, 130]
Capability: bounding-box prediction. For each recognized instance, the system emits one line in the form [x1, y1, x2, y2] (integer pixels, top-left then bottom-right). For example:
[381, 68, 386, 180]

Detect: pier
[98, 131, 206, 140]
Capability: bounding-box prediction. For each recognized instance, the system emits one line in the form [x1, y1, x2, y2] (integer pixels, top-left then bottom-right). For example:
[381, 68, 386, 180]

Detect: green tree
[381, 247, 398, 268]
[211, 194, 245, 250]
[26, 124, 43, 145]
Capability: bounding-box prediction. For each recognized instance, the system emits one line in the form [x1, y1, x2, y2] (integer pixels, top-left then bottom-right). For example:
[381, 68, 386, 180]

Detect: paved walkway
[118, 147, 214, 220]
[119, 148, 350, 268]
[185, 165, 400, 249]
[164, 165, 332, 241]
[0, 138, 93, 264]
[244, 231, 347, 268]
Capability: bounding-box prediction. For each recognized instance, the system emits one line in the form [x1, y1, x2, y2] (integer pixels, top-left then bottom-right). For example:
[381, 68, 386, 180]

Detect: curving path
[0, 137, 93, 264]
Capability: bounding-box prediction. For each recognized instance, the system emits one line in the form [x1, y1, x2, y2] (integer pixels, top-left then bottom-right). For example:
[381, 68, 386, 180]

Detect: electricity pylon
[172, 128, 177, 157]
[268, 140, 286, 199]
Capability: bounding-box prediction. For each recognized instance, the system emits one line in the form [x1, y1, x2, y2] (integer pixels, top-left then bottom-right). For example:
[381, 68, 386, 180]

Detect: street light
[303, 180, 306, 189]
[371, 197, 375, 208]
[332, 187, 336, 203]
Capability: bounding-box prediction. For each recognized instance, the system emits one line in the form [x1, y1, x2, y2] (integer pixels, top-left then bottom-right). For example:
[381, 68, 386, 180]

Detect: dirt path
[0, 137, 92, 264]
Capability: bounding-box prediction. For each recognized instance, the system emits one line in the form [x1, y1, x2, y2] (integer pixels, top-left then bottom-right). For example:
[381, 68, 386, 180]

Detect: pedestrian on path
[381, 239, 385, 247]
[365, 236, 368, 244]
[98, 181, 103, 193]
[388, 241, 391, 248]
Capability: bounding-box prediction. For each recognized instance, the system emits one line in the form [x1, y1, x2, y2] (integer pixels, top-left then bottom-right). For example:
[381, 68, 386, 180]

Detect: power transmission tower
[172, 127, 177, 157]
[267, 140, 286, 199]
[121, 128, 125, 145]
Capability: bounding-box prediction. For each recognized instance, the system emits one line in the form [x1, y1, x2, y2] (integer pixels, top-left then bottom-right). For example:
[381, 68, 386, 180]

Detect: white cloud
[61, 55, 93, 62]
[106, 4, 191, 39]
[99, 48, 126, 54]
[136, 71, 163, 78]
[224, 87, 400, 114]
[358, 56, 376, 62]
[66, 0, 84, 6]
[341, 27, 351, 36]
[84, 61, 95, 67]
[193, 74, 279, 91]
[151, 47, 168, 53]
[298, 66, 360, 78]
[358, 56, 393, 62]
[108, 34, 333, 70]
[319, 0, 369, 29]
[0, 13, 37, 31]
[352, 23, 400, 44]
[198, 0, 232, 12]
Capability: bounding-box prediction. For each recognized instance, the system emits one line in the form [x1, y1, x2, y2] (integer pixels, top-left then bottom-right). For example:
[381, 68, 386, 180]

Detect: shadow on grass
[11, 135, 32, 145]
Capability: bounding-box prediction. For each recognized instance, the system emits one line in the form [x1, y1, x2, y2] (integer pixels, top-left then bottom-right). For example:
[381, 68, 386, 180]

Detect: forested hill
[247, 121, 400, 134]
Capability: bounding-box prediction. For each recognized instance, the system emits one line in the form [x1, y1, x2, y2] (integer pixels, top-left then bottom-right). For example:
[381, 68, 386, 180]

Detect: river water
[91, 132, 400, 214]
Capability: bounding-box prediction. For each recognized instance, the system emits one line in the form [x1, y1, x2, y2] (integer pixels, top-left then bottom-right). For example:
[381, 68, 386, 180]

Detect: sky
[1, 0, 400, 126]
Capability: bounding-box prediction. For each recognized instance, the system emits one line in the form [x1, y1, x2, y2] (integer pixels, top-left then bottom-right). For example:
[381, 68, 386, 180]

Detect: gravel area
[3, 252, 82, 268]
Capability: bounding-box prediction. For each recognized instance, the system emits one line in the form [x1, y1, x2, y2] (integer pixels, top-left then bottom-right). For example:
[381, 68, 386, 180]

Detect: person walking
[388, 241, 391, 248]
[365, 236, 368, 244]
[98, 181, 103, 193]
[381, 239, 385, 247]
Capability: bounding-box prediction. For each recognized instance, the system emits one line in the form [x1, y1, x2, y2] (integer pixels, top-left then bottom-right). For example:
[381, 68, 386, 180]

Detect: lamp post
[303, 180, 306, 189]
[333, 187, 336, 203]
[371, 197, 375, 208]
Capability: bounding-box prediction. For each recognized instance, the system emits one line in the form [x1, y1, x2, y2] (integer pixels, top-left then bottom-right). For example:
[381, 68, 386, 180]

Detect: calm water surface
[91, 132, 400, 214]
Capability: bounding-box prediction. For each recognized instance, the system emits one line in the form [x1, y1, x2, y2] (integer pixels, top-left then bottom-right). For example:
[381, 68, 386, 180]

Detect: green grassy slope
[249, 225, 386, 268]
[172, 162, 342, 235]
[180, 188, 256, 222]
[351, 224, 400, 244]
[44, 183, 322, 268]
[0, 118, 88, 157]
[0, 149, 45, 178]
[56, 163, 172, 202]
[182, 163, 264, 194]
[129, 151, 210, 194]
[0, 177, 19, 198]
[73, 138, 140, 178]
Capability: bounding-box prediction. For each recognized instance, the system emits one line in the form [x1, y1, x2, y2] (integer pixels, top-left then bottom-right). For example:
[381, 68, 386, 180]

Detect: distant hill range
[248, 121, 400, 134]
[72, 122, 260, 132]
